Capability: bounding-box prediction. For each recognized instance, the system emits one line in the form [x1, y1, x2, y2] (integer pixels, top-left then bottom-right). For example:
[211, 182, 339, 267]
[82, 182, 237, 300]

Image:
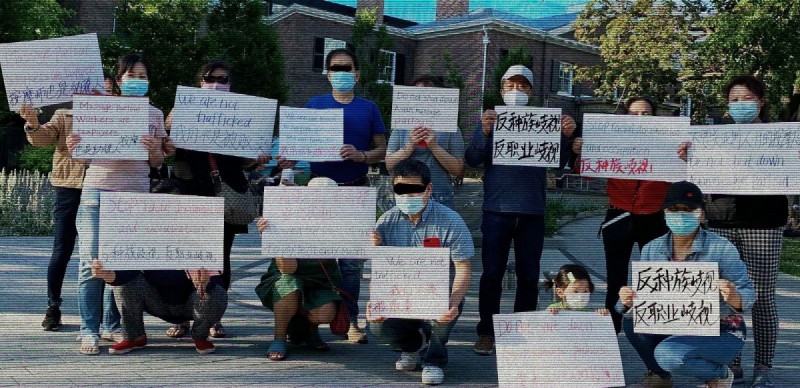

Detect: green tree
[351, 8, 394, 130]
[205, 0, 289, 103]
[483, 46, 534, 109]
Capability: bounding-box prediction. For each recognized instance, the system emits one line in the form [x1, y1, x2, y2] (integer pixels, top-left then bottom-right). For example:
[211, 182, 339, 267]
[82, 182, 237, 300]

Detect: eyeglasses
[203, 74, 230, 84]
[329, 64, 354, 72]
[393, 183, 426, 195]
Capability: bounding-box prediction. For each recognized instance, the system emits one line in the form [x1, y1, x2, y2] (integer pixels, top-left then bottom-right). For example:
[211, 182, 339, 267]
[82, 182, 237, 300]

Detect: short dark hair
[115, 54, 152, 81]
[103, 70, 118, 95]
[196, 60, 232, 86]
[625, 97, 657, 116]
[544, 264, 595, 292]
[411, 75, 444, 87]
[392, 159, 431, 186]
[325, 48, 359, 71]
[724, 75, 769, 122]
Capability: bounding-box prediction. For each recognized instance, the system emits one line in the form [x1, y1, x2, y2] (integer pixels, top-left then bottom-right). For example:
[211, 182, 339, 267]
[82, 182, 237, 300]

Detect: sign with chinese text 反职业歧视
[491, 107, 562, 167]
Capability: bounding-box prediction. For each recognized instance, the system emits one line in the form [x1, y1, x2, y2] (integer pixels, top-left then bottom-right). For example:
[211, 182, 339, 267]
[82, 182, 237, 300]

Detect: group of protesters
[16, 46, 793, 388]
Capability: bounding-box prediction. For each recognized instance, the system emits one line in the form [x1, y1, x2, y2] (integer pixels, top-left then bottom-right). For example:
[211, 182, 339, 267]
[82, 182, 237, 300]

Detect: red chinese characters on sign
[580, 158, 654, 176]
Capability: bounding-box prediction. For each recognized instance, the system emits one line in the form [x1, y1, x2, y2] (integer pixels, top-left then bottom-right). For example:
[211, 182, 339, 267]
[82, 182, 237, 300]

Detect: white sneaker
[421, 366, 444, 385]
[395, 352, 419, 371]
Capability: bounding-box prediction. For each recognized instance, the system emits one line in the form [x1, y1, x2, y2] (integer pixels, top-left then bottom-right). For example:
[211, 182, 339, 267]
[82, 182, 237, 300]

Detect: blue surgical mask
[330, 72, 356, 93]
[728, 101, 759, 123]
[395, 194, 425, 216]
[665, 210, 701, 236]
[120, 78, 149, 96]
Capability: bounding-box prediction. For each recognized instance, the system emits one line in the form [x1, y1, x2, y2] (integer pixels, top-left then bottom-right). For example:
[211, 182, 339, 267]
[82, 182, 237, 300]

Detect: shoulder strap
[207, 153, 222, 194]
[317, 259, 355, 302]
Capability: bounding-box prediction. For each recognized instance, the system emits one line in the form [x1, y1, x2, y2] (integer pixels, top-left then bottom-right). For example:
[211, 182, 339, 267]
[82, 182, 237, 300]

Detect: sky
[329, 0, 589, 23]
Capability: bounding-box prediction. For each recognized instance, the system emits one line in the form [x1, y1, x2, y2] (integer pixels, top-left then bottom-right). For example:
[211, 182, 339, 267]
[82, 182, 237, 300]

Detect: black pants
[603, 208, 668, 333]
[47, 187, 82, 307]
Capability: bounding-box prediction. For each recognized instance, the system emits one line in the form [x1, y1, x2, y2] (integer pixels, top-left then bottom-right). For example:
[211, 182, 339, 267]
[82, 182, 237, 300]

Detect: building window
[313, 37, 348, 73]
[377, 49, 397, 84]
[557, 61, 574, 95]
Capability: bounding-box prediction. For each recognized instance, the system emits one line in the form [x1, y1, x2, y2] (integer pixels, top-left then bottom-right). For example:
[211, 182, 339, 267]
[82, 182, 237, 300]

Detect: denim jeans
[623, 316, 745, 382]
[338, 258, 363, 323]
[476, 211, 544, 336]
[47, 187, 81, 307]
[76, 188, 121, 338]
[369, 302, 463, 367]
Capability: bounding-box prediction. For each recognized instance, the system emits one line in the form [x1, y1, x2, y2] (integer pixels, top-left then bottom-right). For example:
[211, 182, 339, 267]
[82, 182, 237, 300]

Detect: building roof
[405, 8, 578, 33]
[271, 0, 417, 28]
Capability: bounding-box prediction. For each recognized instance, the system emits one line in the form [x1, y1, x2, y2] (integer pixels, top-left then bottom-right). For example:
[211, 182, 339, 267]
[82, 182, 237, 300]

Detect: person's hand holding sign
[19, 104, 41, 128]
[717, 279, 743, 311]
[187, 268, 219, 301]
[340, 144, 367, 163]
[619, 286, 636, 308]
[561, 114, 577, 139]
[436, 304, 459, 324]
[66, 134, 82, 155]
[90, 260, 116, 283]
[481, 109, 497, 136]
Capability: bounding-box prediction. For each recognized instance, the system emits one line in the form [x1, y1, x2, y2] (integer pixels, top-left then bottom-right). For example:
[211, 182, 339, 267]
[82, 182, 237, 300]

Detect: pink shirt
[83, 106, 166, 192]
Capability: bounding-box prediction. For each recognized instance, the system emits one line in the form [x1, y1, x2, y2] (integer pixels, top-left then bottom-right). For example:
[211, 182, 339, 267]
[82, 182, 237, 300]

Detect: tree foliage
[351, 9, 394, 130]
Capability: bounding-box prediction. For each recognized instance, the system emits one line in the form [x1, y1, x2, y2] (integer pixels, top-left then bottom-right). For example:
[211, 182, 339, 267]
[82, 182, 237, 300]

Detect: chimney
[357, 0, 384, 24]
[436, 0, 469, 20]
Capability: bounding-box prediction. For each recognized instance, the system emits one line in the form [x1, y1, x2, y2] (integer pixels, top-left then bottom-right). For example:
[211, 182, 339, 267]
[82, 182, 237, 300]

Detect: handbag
[208, 154, 260, 225]
[318, 259, 355, 336]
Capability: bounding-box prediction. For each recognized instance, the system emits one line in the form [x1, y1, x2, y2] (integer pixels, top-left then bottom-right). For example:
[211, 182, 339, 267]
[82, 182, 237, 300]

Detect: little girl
[545, 264, 608, 315]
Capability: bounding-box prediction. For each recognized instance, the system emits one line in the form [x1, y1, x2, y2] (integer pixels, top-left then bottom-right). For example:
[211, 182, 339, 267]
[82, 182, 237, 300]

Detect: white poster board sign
[390, 85, 459, 132]
[368, 247, 450, 320]
[632, 261, 720, 336]
[493, 311, 625, 388]
[98, 192, 224, 270]
[687, 123, 800, 194]
[261, 186, 376, 258]
[278, 107, 343, 162]
[0, 33, 105, 110]
[170, 86, 276, 158]
[580, 114, 691, 182]
[492, 107, 562, 167]
[72, 95, 150, 160]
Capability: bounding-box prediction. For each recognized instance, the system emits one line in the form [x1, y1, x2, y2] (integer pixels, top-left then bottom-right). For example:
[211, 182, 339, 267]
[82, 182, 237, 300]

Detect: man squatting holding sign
[618, 181, 755, 388]
[367, 160, 474, 386]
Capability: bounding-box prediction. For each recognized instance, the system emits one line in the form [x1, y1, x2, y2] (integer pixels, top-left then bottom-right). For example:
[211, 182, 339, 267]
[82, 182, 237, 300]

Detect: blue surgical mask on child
[395, 194, 425, 216]
[564, 292, 591, 310]
[120, 78, 149, 96]
[330, 72, 356, 93]
[665, 210, 701, 236]
[728, 101, 759, 123]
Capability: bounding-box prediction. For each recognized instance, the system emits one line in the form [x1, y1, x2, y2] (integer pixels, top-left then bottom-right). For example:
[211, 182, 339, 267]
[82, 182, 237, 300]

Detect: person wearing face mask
[677, 76, 788, 388]
[571, 97, 671, 334]
[161, 61, 269, 340]
[545, 264, 608, 315]
[298, 48, 388, 344]
[618, 181, 755, 388]
[367, 159, 474, 386]
[65, 54, 167, 355]
[465, 64, 577, 355]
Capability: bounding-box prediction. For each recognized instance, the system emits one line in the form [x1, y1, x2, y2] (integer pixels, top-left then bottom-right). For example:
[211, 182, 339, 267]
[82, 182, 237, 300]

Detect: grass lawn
[780, 238, 800, 276]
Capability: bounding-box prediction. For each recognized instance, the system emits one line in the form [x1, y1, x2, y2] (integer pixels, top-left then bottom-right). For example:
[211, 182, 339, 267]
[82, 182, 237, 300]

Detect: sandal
[209, 322, 226, 338]
[267, 339, 288, 361]
[306, 327, 330, 352]
[165, 322, 190, 338]
[79, 336, 100, 355]
[101, 331, 125, 343]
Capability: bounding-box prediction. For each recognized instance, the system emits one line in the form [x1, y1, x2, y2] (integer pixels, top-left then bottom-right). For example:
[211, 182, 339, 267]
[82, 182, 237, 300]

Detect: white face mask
[503, 90, 529, 106]
[564, 292, 591, 310]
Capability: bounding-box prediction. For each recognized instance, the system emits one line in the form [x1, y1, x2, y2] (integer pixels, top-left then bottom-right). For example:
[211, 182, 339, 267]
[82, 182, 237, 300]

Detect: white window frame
[322, 38, 347, 75]
[557, 61, 574, 96]
[377, 49, 397, 85]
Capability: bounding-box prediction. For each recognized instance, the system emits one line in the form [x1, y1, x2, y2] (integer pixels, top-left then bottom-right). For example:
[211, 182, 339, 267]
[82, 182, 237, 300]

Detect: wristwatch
[23, 123, 40, 132]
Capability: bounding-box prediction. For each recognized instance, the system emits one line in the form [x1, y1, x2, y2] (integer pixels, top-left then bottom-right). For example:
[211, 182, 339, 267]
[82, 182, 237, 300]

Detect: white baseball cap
[501, 65, 534, 87]
[307, 177, 338, 187]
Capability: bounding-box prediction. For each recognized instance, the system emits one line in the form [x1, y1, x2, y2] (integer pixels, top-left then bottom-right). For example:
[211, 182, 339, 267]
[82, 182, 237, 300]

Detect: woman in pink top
[67, 54, 166, 355]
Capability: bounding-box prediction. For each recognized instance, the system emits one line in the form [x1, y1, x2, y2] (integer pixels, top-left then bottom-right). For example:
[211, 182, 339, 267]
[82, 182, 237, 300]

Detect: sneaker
[109, 336, 147, 355]
[729, 358, 745, 384]
[473, 335, 494, 356]
[42, 306, 62, 331]
[706, 366, 734, 388]
[751, 366, 775, 388]
[193, 338, 216, 355]
[347, 323, 368, 344]
[421, 366, 444, 385]
[628, 370, 673, 388]
[395, 352, 420, 371]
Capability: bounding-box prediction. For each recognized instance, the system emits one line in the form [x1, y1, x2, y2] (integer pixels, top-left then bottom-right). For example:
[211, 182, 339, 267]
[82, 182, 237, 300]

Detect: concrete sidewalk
[1, 217, 799, 386]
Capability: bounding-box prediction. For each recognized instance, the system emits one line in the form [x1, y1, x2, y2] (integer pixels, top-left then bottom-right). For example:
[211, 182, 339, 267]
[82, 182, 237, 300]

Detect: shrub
[0, 169, 54, 236]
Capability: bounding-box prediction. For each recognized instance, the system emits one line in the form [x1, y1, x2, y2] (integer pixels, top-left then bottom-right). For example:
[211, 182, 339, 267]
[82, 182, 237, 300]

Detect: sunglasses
[203, 74, 230, 84]
[393, 183, 426, 195]
[329, 64, 354, 72]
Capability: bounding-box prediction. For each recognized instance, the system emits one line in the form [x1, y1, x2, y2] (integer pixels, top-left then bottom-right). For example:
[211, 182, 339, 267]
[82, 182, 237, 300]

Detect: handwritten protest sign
[493, 311, 625, 388]
[170, 86, 276, 158]
[632, 262, 720, 336]
[98, 192, 224, 270]
[687, 123, 800, 194]
[261, 186, 376, 258]
[492, 107, 562, 167]
[0, 33, 105, 110]
[580, 114, 691, 182]
[368, 247, 450, 320]
[278, 107, 343, 162]
[71, 95, 150, 160]
[390, 85, 459, 132]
